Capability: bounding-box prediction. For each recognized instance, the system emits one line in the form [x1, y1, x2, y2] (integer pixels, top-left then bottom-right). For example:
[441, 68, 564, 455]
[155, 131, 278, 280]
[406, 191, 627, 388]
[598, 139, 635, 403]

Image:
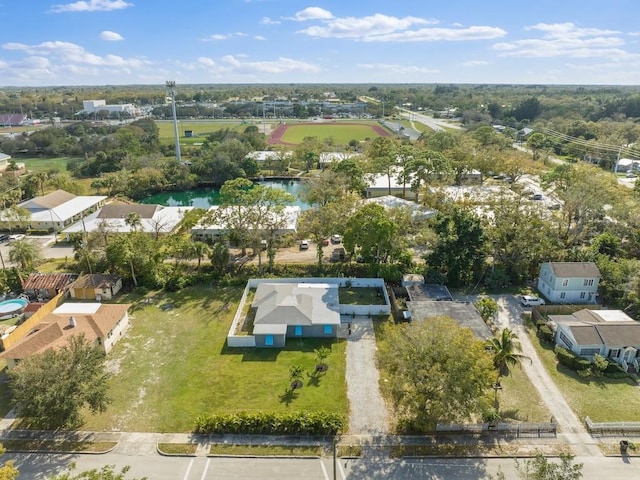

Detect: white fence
[226, 277, 391, 347]
[436, 421, 557, 438]
[586, 416, 640, 436]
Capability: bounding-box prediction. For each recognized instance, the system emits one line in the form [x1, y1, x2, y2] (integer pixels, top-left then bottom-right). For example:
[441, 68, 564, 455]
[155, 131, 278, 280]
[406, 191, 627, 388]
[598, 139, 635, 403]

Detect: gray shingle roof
[548, 262, 600, 278]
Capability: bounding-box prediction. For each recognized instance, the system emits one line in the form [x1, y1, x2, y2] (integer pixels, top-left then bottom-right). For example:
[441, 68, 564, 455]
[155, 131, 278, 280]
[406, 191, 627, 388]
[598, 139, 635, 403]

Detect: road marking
[182, 458, 194, 480]
[338, 459, 347, 480]
[319, 458, 330, 480]
[200, 458, 210, 480]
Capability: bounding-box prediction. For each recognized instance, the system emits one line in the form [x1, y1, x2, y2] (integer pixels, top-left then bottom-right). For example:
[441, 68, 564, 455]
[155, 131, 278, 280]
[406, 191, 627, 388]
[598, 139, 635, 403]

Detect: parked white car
[8, 234, 25, 242]
[520, 295, 545, 307]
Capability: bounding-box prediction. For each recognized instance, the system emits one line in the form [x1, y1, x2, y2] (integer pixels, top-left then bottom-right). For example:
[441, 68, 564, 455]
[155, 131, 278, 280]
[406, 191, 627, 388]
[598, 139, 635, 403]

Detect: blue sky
[1, 0, 639, 86]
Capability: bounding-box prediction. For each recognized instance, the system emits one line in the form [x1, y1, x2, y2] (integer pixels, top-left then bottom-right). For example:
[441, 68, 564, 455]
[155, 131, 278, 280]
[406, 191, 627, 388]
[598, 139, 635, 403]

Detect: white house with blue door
[537, 262, 600, 304]
[552, 309, 640, 372]
[251, 282, 341, 347]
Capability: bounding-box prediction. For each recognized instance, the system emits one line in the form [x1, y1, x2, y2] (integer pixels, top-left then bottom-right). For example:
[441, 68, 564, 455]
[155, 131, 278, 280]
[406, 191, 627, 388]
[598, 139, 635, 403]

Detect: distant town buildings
[81, 100, 138, 117]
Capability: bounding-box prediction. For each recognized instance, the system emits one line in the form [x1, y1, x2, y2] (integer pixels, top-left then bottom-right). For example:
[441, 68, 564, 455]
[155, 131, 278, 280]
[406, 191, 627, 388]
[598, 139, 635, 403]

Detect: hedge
[193, 411, 345, 435]
[555, 345, 579, 369]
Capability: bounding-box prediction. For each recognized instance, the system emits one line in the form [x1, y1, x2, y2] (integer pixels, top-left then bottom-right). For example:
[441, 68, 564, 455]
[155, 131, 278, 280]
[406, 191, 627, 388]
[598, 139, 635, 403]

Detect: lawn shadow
[307, 370, 326, 388]
[279, 388, 299, 406]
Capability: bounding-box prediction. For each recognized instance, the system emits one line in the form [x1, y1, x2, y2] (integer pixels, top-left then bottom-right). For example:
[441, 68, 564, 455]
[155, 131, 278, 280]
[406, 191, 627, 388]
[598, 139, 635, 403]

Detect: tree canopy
[9, 335, 111, 429]
[379, 316, 493, 432]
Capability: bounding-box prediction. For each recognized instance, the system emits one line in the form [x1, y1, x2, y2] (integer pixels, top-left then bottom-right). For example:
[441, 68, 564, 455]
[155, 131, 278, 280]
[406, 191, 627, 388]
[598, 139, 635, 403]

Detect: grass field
[21, 156, 83, 173]
[279, 123, 385, 144]
[526, 322, 640, 422]
[80, 286, 348, 433]
[156, 120, 259, 145]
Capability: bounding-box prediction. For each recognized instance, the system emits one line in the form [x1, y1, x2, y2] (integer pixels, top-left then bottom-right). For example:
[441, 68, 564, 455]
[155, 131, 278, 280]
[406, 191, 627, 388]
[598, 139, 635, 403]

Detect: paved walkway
[343, 317, 389, 435]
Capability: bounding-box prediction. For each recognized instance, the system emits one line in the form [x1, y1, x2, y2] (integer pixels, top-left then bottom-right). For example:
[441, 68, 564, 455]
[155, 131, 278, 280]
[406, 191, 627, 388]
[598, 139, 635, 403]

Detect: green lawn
[339, 287, 386, 305]
[156, 121, 250, 144]
[496, 363, 551, 423]
[21, 156, 83, 173]
[81, 286, 348, 433]
[280, 123, 385, 144]
[526, 323, 640, 422]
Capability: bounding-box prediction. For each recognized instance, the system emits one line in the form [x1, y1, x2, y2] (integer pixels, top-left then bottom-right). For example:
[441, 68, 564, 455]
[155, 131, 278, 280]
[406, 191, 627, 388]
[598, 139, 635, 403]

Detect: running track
[267, 122, 390, 145]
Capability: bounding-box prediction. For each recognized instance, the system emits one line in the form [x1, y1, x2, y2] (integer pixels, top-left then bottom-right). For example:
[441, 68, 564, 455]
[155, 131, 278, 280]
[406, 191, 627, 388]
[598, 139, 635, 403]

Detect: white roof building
[0, 190, 107, 231]
[63, 203, 193, 235]
[319, 152, 361, 166]
[245, 151, 292, 163]
[81, 100, 138, 117]
[191, 205, 300, 242]
[364, 195, 436, 220]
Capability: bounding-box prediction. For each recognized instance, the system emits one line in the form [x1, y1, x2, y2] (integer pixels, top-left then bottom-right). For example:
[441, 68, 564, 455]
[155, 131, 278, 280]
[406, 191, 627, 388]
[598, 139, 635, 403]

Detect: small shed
[70, 274, 122, 301]
[184, 130, 195, 138]
[22, 273, 78, 300]
[402, 274, 424, 288]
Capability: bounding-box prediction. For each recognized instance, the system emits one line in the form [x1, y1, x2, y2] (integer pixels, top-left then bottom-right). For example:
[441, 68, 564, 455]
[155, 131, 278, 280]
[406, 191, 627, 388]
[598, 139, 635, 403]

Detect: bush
[538, 325, 554, 343]
[555, 345, 579, 369]
[575, 357, 592, 371]
[577, 368, 593, 378]
[193, 411, 345, 435]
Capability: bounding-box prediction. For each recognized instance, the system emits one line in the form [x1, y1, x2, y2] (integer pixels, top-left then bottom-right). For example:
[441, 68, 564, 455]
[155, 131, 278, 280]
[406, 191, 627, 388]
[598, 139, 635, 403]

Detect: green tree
[425, 206, 486, 286]
[8, 239, 41, 270]
[343, 203, 398, 263]
[48, 464, 147, 480]
[289, 364, 305, 390]
[124, 212, 142, 232]
[379, 316, 493, 432]
[475, 297, 499, 324]
[526, 132, 546, 161]
[366, 137, 398, 195]
[209, 241, 230, 273]
[298, 203, 342, 270]
[9, 335, 111, 429]
[515, 452, 583, 480]
[0, 445, 18, 480]
[192, 241, 211, 270]
[485, 328, 530, 404]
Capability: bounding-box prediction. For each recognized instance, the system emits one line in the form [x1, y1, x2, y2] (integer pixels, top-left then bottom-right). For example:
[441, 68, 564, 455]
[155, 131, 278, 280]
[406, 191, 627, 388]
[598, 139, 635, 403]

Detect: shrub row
[193, 411, 345, 435]
[555, 345, 590, 371]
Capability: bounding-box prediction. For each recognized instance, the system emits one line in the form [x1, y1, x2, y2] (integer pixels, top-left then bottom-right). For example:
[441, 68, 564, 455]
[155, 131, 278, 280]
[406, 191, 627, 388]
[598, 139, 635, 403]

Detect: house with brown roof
[22, 273, 78, 300]
[0, 189, 107, 232]
[63, 203, 193, 236]
[70, 274, 122, 301]
[2, 302, 131, 370]
[552, 309, 640, 372]
[537, 262, 600, 304]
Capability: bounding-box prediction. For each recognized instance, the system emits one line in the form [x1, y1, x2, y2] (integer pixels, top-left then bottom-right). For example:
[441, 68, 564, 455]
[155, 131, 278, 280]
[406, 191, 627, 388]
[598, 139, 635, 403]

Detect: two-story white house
[537, 262, 600, 304]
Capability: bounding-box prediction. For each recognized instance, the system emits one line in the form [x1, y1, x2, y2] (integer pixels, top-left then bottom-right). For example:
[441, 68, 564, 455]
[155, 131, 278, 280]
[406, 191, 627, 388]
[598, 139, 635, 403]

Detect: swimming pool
[0, 298, 28, 316]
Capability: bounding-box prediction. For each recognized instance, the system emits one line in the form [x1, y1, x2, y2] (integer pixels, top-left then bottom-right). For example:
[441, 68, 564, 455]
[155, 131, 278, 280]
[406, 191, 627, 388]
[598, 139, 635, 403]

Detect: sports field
[269, 122, 390, 146]
[156, 120, 265, 144]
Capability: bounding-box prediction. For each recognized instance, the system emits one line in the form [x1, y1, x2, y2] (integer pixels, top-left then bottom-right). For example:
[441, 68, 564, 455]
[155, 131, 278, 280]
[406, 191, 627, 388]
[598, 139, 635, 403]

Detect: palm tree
[124, 212, 142, 232]
[192, 241, 211, 271]
[486, 328, 530, 404]
[9, 239, 41, 270]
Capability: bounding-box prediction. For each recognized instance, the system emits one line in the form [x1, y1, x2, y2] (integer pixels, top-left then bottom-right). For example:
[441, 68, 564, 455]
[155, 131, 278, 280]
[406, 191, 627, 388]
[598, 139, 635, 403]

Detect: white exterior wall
[227, 277, 391, 347]
[103, 312, 130, 354]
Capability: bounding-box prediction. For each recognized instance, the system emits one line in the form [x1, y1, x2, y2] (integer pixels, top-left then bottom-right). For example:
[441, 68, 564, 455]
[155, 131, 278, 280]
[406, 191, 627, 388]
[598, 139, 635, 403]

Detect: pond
[140, 179, 312, 210]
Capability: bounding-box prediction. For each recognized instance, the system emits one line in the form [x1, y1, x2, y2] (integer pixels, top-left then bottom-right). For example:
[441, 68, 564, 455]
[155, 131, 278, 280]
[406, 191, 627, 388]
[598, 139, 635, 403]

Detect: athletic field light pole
[166, 80, 182, 163]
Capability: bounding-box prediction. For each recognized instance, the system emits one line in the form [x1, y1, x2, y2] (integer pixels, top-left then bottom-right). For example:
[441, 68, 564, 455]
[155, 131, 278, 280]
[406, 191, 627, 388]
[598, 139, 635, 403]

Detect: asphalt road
[9, 452, 640, 480]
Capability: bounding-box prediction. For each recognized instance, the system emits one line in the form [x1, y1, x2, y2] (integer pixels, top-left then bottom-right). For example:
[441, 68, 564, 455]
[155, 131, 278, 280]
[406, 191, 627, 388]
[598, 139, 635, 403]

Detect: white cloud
[203, 32, 247, 41]
[291, 7, 333, 21]
[51, 0, 132, 13]
[254, 35, 266, 41]
[100, 30, 124, 41]
[260, 16, 280, 25]
[298, 13, 434, 39]
[1, 40, 148, 70]
[463, 60, 490, 67]
[493, 22, 630, 58]
[357, 63, 438, 74]
[295, 12, 502, 42]
[221, 55, 321, 74]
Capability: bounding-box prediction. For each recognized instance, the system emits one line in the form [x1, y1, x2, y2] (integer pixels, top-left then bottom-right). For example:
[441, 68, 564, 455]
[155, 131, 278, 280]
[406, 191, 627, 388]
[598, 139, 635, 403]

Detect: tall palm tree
[124, 212, 142, 232]
[486, 328, 530, 404]
[9, 239, 41, 270]
[192, 241, 211, 271]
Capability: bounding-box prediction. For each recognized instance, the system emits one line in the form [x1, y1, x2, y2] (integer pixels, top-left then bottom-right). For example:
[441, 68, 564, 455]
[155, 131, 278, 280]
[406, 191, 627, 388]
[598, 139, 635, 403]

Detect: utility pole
[166, 81, 182, 163]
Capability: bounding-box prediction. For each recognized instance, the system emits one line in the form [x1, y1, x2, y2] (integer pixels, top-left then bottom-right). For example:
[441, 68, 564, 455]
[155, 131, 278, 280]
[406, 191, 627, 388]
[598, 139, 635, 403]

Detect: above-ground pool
[0, 298, 28, 317]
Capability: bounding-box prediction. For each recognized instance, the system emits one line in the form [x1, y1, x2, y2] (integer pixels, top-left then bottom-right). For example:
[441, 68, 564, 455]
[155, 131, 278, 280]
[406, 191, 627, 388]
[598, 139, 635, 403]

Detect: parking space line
[182, 458, 194, 480]
[338, 459, 347, 480]
[320, 458, 330, 480]
[200, 458, 210, 480]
